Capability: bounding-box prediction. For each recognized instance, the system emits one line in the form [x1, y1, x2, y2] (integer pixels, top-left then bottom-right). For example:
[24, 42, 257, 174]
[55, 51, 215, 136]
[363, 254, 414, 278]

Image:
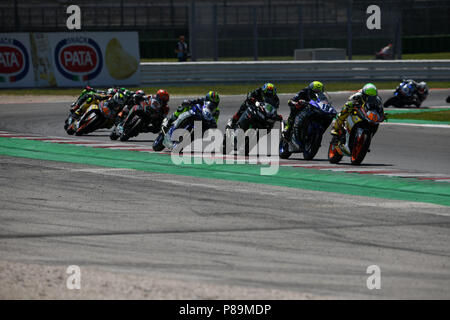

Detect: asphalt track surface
[0, 89, 449, 299]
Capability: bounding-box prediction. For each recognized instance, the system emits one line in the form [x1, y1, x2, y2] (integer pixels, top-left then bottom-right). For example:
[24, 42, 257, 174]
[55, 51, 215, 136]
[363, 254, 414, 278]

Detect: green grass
[388, 110, 450, 122]
[1, 81, 449, 97]
[141, 52, 450, 62]
[141, 56, 301, 62]
[353, 52, 450, 60]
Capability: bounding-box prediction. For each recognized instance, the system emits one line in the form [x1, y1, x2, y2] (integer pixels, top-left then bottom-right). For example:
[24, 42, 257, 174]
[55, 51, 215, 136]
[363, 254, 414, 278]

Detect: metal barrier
[140, 60, 450, 85]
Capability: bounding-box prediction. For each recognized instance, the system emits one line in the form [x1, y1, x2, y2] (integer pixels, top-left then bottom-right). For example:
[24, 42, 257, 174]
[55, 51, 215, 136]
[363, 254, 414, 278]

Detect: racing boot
[330, 128, 345, 146]
[282, 118, 294, 141]
[225, 118, 236, 130]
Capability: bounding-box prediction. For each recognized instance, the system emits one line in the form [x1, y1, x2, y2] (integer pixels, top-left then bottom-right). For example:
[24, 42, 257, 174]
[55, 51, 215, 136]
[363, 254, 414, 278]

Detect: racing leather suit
[116, 93, 147, 124]
[73, 93, 111, 119]
[332, 90, 379, 136]
[284, 87, 318, 137]
[123, 95, 170, 134]
[397, 79, 425, 107]
[163, 97, 219, 131]
[71, 86, 107, 111]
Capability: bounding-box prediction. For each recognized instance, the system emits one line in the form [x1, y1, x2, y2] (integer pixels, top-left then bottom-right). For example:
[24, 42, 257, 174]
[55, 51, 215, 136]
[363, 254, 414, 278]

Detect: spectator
[175, 35, 189, 62]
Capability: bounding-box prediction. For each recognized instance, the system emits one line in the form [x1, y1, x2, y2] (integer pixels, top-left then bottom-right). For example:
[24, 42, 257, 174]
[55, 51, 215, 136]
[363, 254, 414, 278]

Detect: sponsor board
[0, 32, 140, 88]
[0, 33, 34, 87]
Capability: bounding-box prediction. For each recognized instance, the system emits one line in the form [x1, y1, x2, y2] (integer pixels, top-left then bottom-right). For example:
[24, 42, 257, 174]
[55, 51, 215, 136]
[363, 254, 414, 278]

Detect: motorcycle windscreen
[365, 96, 383, 112]
[364, 96, 384, 122]
[316, 91, 332, 104]
[263, 103, 277, 118]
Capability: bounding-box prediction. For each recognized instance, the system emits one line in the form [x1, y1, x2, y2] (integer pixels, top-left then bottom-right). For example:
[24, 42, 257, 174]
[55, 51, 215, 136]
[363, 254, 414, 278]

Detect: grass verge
[387, 109, 450, 123]
[142, 52, 450, 62]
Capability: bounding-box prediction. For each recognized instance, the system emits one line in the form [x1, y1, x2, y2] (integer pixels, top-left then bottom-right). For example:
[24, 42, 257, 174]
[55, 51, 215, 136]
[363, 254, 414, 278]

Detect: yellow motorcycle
[328, 99, 385, 165]
[74, 101, 117, 136]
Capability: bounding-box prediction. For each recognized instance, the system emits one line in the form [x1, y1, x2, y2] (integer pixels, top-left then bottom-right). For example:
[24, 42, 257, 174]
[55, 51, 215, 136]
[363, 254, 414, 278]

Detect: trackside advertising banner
[0, 33, 34, 88]
[0, 32, 140, 88]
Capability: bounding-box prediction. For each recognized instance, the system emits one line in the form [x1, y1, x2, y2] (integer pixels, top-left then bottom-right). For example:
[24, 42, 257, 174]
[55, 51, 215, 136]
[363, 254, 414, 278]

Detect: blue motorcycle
[280, 93, 337, 160]
[153, 101, 217, 152]
[384, 81, 420, 108]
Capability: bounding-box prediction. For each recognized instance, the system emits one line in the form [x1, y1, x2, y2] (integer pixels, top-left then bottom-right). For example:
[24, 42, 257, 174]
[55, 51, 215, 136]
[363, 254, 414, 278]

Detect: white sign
[0, 32, 141, 88]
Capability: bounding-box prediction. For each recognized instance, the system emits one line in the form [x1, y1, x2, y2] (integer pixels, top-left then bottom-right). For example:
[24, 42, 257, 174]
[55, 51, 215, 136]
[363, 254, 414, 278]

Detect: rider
[416, 81, 429, 105]
[282, 81, 325, 139]
[396, 79, 428, 107]
[102, 91, 128, 115]
[142, 89, 171, 133]
[331, 83, 383, 141]
[161, 91, 220, 132]
[71, 86, 104, 114]
[116, 89, 147, 124]
[120, 89, 171, 134]
[226, 83, 280, 129]
[71, 87, 116, 119]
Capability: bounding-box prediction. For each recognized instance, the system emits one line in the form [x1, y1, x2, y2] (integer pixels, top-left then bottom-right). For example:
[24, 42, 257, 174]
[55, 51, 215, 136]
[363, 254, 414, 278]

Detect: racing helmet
[106, 88, 117, 96]
[308, 81, 324, 93]
[262, 83, 276, 97]
[205, 91, 220, 105]
[124, 89, 133, 98]
[156, 89, 170, 104]
[362, 83, 378, 97]
[113, 92, 125, 105]
[417, 81, 428, 94]
[134, 89, 145, 99]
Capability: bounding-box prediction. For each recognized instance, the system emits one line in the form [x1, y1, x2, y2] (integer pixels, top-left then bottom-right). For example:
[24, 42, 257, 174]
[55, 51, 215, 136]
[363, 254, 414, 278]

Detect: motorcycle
[328, 98, 385, 165]
[154, 101, 217, 152]
[110, 103, 163, 142]
[224, 99, 282, 156]
[279, 92, 337, 160]
[73, 101, 118, 136]
[65, 90, 107, 135]
[384, 81, 421, 108]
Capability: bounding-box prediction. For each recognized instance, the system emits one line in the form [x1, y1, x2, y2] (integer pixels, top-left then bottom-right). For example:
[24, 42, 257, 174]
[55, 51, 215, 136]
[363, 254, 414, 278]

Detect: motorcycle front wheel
[302, 120, 322, 160]
[328, 143, 343, 164]
[350, 129, 371, 165]
[384, 96, 401, 108]
[279, 139, 291, 159]
[75, 112, 100, 136]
